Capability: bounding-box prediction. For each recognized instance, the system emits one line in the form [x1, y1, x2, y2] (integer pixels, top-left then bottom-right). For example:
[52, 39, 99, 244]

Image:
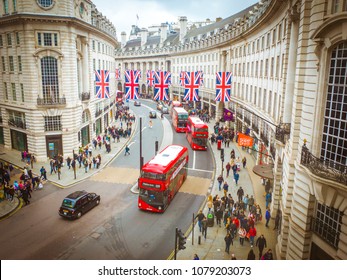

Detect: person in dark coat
[255, 234, 267, 259]
[247, 248, 256, 260]
[215, 207, 223, 227]
[224, 232, 233, 254]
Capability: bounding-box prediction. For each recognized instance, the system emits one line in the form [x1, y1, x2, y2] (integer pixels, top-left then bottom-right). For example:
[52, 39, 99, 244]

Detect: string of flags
[95, 69, 233, 102]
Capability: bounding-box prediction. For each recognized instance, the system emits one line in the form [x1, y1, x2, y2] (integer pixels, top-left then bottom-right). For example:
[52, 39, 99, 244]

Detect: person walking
[274, 210, 281, 230]
[237, 186, 244, 202]
[242, 156, 247, 168]
[224, 232, 233, 254]
[217, 174, 223, 191]
[201, 216, 208, 239]
[255, 234, 267, 259]
[193, 254, 199, 260]
[215, 207, 223, 227]
[124, 145, 130, 156]
[149, 120, 153, 128]
[195, 210, 205, 232]
[222, 181, 229, 197]
[234, 171, 240, 186]
[265, 208, 271, 227]
[247, 248, 256, 260]
[238, 226, 247, 246]
[248, 225, 257, 246]
[265, 192, 272, 208]
[261, 249, 274, 260]
[225, 162, 231, 177]
[248, 195, 255, 212]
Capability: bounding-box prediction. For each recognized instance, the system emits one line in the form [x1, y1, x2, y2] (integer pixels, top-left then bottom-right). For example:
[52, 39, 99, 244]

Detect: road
[0, 100, 214, 260]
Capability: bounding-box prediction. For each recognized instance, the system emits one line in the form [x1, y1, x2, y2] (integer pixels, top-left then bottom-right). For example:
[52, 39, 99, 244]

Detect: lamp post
[139, 117, 144, 170]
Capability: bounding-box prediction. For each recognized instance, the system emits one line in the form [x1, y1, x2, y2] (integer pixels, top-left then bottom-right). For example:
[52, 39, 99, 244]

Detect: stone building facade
[115, 0, 347, 259]
[0, 0, 118, 161]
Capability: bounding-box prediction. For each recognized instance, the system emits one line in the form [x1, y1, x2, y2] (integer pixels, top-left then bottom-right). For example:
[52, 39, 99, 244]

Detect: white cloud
[92, 0, 258, 40]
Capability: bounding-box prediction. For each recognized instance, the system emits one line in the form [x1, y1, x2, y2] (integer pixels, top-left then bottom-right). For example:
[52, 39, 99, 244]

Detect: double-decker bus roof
[172, 101, 182, 106]
[189, 116, 207, 126]
[142, 145, 187, 174]
[173, 107, 188, 114]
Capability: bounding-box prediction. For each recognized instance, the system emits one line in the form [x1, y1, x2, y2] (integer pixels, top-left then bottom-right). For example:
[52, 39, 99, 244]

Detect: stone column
[283, 9, 299, 123]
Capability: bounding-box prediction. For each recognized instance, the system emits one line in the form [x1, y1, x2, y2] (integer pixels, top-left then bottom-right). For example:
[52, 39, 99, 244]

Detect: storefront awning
[252, 164, 274, 180]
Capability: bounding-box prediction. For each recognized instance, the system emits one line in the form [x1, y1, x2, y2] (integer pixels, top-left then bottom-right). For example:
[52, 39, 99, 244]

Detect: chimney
[141, 28, 148, 46]
[216, 17, 222, 22]
[121, 31, 126, 48]
[160, 23, 168, 45]
[179, 16, 187, 43]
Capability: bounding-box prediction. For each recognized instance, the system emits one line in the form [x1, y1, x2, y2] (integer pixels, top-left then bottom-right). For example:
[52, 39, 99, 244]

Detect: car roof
[65, 190, 88, 200]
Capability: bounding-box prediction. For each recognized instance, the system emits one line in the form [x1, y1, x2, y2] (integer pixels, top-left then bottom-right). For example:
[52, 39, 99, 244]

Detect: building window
[3, 0, 9, 14]
[37, 32, 59, 47]
[321, 41, 347, 166]
[37, 0, 53, 8]
[9, 56, 14, 72]
[17, 56, 22, 72]
[1, 56, 5, 71]
[92, 40, 95, 51]
[0, 35, 3, 47]
[313, 203, 343, 248]
[11, 83, 16, 101]
[6, 33, 12, 46]
[332, 0, 340, 13]
[16, 32, 20, 44]
[12, 0, 16, 12]
[41, 56, 59, 102]
[20, 83, 24, 102]
[4, 82, 8, 100]
[44, 116, 62, 131]
[98, 42, 100, 53]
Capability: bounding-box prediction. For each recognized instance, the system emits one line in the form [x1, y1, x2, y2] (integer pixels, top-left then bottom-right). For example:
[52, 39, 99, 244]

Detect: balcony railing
[275, 123, 291, 144]
[37, 97, 66, 106]
[8, 118, 26, 129]
[301, 144, 347, 185]
[80, 92, 90, 101]
[252, 122, 259, 134]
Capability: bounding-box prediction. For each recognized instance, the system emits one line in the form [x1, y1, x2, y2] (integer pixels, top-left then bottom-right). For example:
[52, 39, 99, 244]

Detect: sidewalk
[176, 119, 277, 260]
[0, 115, 137, 220]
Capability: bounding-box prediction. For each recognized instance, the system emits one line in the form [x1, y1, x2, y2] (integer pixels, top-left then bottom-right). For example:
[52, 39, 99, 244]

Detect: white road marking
[128, 141, 136, 147]
[187, 168, 213, 173]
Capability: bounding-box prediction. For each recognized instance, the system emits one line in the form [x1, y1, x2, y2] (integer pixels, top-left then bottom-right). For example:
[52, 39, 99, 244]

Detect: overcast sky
[92, 0, 258, 40]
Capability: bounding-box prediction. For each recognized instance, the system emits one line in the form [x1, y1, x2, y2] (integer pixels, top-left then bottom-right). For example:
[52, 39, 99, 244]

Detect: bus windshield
[177, 120, 187, 128]
[194, 127, 208, 133]
[193, 138, 207, 146]
[178, 114, 188, 120]
[139, 189, 164, 205]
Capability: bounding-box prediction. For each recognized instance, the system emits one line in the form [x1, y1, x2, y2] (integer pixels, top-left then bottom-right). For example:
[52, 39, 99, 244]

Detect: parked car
[161, 106, 169, 114]
[59, 190, 100, 220]
[134, 100, 141, 106]
[149, 111, 157, 118]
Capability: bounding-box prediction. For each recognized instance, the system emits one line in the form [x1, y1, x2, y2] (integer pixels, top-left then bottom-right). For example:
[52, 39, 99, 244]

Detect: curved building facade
[0, 0, 118, 161]
[115, 0, 347, 259]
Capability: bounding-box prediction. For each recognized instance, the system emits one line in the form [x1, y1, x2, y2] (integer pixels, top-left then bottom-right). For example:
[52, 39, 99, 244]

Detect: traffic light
[220, 148, 224, 162]
[177, 229, 187, 250]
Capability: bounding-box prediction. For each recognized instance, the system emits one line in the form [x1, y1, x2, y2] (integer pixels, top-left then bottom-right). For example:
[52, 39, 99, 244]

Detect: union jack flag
[179, 71, 186, 86]
[124, 70, 141, 100]
[146, 70, 155, 87]
[215, 72, 232, 102]
[183, 71, 200, 101]
[95, 70, 110, 99]
[197, 70, 204, 86]
[153, 71, 171, 101]
[115, 68, 121, 80]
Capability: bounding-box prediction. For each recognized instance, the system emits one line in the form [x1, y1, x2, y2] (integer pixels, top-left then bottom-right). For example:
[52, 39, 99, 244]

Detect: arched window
[41, 56, 59, 102]
[37, 0, 53, 8]
[321, 41, 347, 166]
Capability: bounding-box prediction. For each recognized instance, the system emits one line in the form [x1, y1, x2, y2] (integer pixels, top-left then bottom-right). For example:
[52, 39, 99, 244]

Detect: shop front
[46, 135, 62, 159]
[10, 129, 27, 152]
[95, 118, 102, 136]
[81, 125, 90, 147]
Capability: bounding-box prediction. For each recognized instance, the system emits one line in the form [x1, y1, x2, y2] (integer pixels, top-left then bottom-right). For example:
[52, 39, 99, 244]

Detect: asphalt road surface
[0, 100, 214, 260]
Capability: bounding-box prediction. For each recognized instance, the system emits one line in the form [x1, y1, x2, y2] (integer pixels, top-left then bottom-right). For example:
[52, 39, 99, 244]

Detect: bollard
[198, 236, 201, 245]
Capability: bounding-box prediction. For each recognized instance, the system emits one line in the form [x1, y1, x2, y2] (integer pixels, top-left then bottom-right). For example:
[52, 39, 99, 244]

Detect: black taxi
[59, 190, 100, 219]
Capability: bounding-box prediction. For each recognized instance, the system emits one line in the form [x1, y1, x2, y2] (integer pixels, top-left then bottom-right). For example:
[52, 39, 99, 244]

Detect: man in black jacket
[255, 234, 267, 259]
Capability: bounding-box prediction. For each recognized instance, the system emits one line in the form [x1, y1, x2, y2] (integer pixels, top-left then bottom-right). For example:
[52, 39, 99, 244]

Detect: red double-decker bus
[116, 90, 123, 104]
[138, 145, 189, 213]
[172, 107, 188, 133]
[186, 116, 208, 150]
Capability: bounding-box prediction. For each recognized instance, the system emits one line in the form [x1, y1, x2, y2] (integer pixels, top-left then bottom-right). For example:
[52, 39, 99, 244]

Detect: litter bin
[207, 211, 214, 227]
[217, 140, 222, 150]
